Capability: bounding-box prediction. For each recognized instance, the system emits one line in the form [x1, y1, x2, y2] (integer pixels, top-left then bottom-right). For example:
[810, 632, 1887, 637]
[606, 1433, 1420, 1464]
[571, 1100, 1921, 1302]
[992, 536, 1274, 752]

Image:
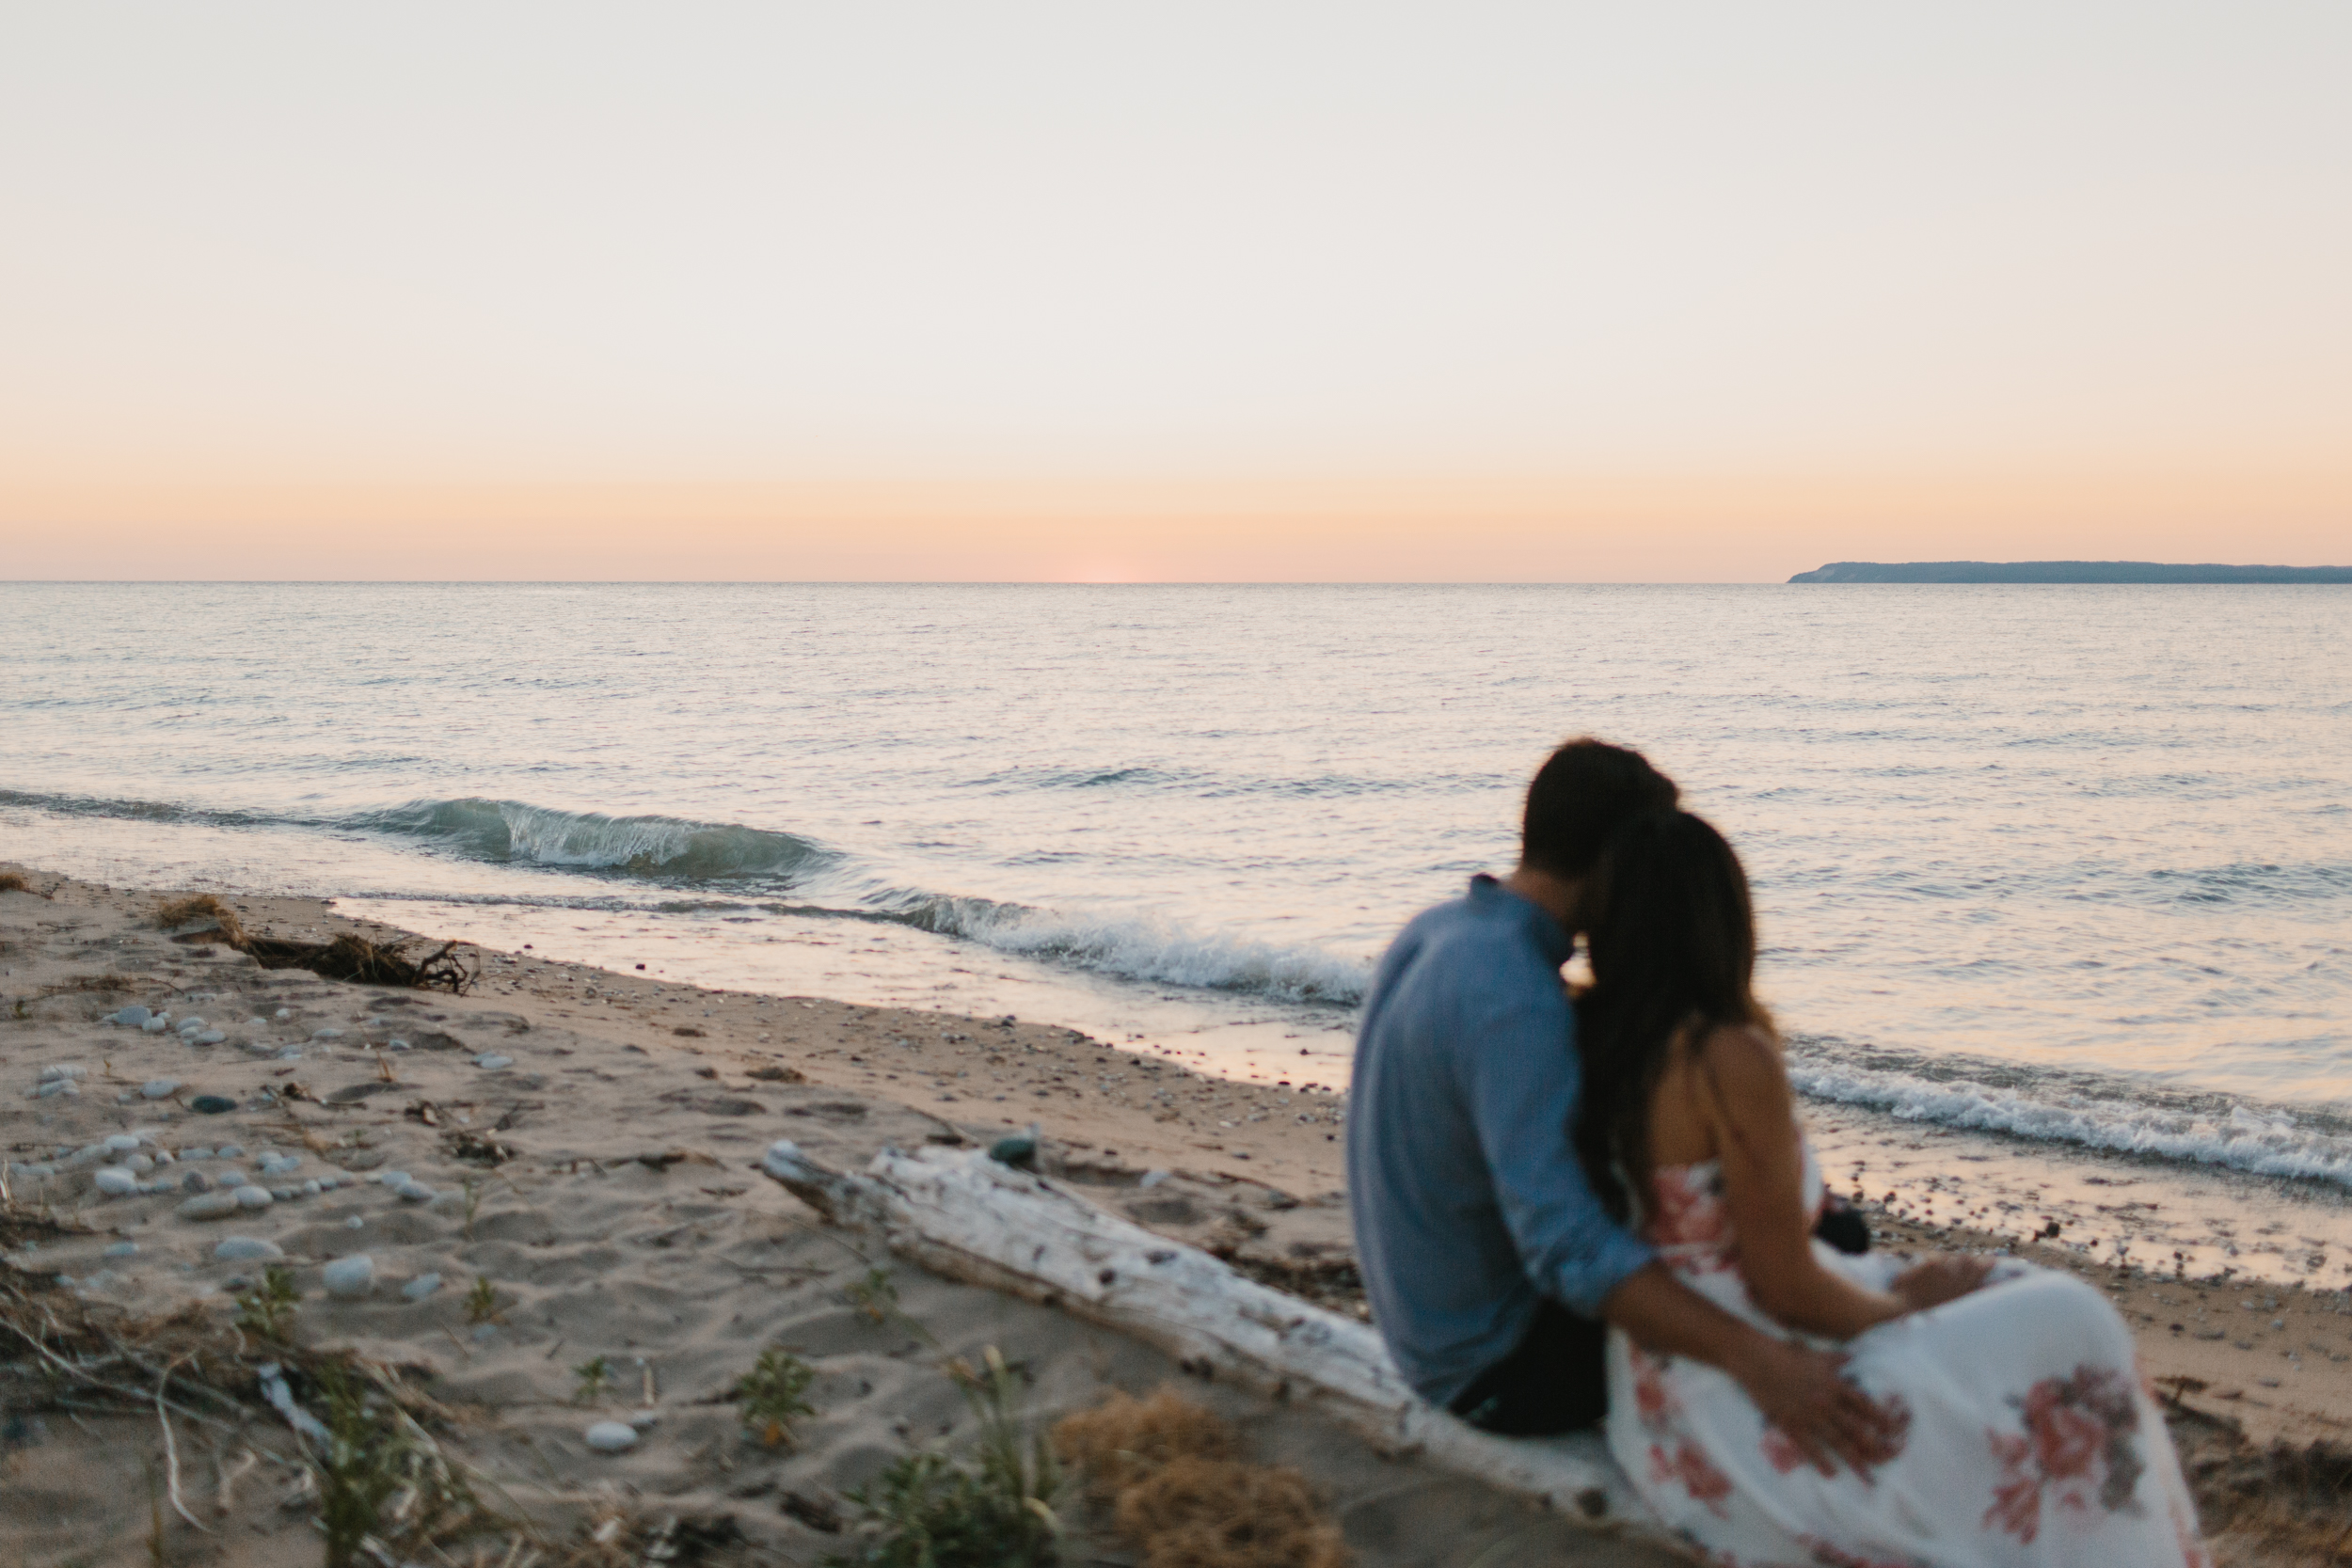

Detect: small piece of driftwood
[758, 1140, 1647, 1529]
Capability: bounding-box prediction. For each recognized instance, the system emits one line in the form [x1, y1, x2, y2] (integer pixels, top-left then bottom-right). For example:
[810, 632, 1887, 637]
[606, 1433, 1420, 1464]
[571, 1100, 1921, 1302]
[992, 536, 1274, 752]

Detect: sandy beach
[5, 865, 2347, 1564]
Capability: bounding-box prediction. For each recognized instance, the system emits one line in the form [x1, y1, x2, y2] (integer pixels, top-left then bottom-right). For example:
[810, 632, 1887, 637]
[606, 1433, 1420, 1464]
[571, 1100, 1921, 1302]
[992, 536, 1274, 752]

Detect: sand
[4, 865, 2346, 1564]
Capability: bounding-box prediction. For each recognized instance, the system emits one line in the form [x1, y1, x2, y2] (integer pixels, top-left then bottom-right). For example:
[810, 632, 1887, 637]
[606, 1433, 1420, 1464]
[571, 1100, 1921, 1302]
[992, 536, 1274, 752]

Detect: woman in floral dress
[1574, 811, 2206, 1568]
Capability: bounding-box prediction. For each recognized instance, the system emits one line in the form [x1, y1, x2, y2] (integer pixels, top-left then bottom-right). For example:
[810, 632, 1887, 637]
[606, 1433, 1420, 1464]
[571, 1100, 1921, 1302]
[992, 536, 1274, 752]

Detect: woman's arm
[1696, 1024, 1914, 1340]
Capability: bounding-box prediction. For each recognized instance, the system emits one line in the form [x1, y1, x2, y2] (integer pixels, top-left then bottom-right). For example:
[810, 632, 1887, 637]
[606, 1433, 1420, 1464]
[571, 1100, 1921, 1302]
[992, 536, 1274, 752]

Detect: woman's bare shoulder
[1693, 1020, 1786, 1087]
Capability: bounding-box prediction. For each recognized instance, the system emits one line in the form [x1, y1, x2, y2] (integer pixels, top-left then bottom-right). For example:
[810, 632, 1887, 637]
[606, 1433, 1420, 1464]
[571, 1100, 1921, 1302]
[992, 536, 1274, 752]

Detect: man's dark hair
[1520, 737, 1679, 878]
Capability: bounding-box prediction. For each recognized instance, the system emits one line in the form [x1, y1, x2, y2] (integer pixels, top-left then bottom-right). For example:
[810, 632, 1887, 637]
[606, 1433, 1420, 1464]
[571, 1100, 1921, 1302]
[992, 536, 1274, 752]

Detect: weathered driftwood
[759, 1140, 1649, 1529]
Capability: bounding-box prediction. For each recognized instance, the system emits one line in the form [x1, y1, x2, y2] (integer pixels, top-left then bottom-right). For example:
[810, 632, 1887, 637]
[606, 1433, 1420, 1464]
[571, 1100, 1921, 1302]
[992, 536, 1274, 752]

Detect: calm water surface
[4, 583, 2348, 1194]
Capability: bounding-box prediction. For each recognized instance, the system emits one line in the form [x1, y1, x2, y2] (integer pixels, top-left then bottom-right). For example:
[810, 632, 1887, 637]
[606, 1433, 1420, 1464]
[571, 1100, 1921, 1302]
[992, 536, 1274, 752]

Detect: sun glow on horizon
[3, 4, 2346, 579]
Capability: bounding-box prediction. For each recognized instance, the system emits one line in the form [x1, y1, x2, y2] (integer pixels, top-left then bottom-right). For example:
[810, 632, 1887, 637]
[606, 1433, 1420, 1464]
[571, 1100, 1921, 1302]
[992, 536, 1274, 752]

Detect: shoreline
[10, 863, 2349, 1440]
[5, 863, 2350, 1560]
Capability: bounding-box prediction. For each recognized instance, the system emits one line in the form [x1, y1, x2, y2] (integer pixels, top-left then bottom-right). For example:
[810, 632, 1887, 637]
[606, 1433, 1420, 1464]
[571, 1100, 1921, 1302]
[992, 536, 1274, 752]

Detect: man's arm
[1462, 987, 1897, 1475]
[1600, 1264, 1902, 1476]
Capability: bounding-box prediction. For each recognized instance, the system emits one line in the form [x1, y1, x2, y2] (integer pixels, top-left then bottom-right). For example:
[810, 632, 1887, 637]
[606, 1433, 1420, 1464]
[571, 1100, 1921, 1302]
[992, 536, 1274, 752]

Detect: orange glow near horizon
[4, 8, 2346, 581]
[6, 463, 2345, 581]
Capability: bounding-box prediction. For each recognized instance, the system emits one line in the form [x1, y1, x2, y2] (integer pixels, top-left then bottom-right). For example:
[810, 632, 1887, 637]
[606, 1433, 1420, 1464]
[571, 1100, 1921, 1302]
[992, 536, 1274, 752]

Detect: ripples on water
[3, 582, 2347, 1195]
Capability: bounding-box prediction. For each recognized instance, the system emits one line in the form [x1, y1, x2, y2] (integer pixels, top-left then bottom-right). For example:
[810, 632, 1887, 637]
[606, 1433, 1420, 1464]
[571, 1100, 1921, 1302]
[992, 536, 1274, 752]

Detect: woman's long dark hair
[1573, 810, 1772, 1221]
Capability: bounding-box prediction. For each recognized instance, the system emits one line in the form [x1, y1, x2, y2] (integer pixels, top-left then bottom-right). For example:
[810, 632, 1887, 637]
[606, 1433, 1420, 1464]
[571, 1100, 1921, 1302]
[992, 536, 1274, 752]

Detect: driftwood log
[759, 1140, 1651, 1532]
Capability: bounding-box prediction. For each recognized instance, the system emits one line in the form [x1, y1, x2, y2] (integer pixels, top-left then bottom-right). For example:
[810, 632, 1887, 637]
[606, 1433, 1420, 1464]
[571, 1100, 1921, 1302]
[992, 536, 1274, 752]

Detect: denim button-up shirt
[1346, 874, 1654, 1405]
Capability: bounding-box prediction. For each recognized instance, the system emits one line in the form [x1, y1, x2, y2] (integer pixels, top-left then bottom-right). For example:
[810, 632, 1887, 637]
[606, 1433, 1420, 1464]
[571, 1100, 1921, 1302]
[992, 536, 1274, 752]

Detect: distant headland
[1788, 561, 2352, 584]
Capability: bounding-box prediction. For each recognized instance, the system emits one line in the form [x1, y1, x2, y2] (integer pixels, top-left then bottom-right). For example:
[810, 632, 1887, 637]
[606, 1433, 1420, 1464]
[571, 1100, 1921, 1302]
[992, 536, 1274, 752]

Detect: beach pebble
[125, 1153, 154, 1174]
[311, 1028, 343, 1041]
[181, 1171, 212, 1194]
[214, 1237, 282, 1262]
[94, 1167, 139, 1196]
[387, 1038, 410, 1052]
[395, 1181, 437, 1204]
[345, 1215, 365, 1229]
[246, 1017, 267, 1028]
[375, 1171, 410, 1188]
[190, 1096, 236, 1115]
[194, 1030, 225, 1045]
[114, 1006, 152, 1028]
[473, 1053, 514, 1071]
[177, 1018, 206, 1036]
[322, 1256, 374, 1297]
[274, 1007, 291, 1021]
[258, 1153, 300, 1175]
[270, 1187, 295, 1202]
[217, 1144, 245, 1159]
[31, 1080, 78, 1100]
[302, 1180, 321, 1196]
[142, 1080, 179, 1100]
[583, 1421, 639, 1453]
[104, 1242, 138, 1258]
[105, 1134, 144, 1153]
[277, 1049, 303, 1061]
[232, 1185, 273, 1210]
[40, 1064, 88, 1083]
[142, 1017, 170, 1034]
[1138, 1169, 1171, 1189]
[402, 1273, 443, 1301]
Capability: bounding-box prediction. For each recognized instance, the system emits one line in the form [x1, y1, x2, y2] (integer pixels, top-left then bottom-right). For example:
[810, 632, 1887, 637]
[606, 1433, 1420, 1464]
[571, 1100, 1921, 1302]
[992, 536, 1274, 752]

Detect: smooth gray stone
[583, 1421, 637, 1452]
[195, 1030, 225, 1045]
[142, 1017, 169, 1033]
[231, 1185, 273, 1210]
[322, 1256, 374, 1297]
[181, 1170, 212, 1194]
[103, 1134, 142, 1153]
[104, 1242, 138, 1258]
[94, 1167, 138, 1196]
[114, 1006, 152, 1028]
[142, 1080, 179, 1099]
[213, 1237, 282, 1261]
[473, 1053, 514, 1070]
[178, 1192, 240, 1219]
[176, 1018, 206, 1035]
[401, 1273, 442, 1301]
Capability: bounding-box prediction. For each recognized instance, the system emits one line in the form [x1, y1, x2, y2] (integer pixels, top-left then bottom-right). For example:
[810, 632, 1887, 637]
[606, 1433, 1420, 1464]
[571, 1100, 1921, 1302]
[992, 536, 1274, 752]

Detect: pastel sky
[5, 3, 2346, 580]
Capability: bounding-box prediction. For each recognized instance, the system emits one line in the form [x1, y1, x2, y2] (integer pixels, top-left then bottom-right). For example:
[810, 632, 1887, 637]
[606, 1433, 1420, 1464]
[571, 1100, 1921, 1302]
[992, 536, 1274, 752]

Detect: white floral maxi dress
[1605, 1152, 2207, 1568]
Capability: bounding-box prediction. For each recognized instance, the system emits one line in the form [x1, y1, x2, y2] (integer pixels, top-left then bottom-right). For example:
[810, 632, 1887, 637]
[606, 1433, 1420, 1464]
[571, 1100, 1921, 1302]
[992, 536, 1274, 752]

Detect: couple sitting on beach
[1348, 739, 2206, 1567]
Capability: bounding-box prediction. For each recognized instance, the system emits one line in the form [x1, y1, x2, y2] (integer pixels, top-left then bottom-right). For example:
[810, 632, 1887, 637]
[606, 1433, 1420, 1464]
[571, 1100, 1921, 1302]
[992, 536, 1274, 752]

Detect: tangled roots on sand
[153, 892, 478, 991]
[1055, 1387, 1349, 1568]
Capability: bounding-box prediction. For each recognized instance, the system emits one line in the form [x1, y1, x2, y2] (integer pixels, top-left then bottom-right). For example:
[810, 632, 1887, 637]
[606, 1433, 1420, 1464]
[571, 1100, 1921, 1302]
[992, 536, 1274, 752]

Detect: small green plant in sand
[845, 1267, 899, 1324]
[731, 1347, 818, 1449]
[314, 1365, 410, 1568]
[464, 1275, 502, 1325]
[573, 1354, 613, 1406]
[233, 1264, 300, 1343]
[826, 1346, 1060, 1568]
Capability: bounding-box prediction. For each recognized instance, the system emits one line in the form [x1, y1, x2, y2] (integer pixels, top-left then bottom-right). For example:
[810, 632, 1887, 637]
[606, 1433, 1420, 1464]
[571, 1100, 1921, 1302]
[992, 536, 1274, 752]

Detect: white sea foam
[915, 897, 1372, 1006]
[1788, 1053, 2352, 1189]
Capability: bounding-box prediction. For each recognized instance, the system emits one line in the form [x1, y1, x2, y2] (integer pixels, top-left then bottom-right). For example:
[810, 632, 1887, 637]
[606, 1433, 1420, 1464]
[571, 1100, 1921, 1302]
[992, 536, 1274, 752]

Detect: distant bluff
[1788, 561, 2352, 584]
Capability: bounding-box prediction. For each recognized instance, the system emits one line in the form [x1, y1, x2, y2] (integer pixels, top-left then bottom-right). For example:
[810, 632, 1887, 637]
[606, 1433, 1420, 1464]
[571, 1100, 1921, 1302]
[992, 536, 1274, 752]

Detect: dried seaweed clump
[156, 893, 246, 945]
[0, 870, 28, 894]
[1054, 1387, 1347, 1568]
[1117, 1456, 1347, 1568]
[245, 932, 477, 993]
[1053, 1386, 1236, 1500]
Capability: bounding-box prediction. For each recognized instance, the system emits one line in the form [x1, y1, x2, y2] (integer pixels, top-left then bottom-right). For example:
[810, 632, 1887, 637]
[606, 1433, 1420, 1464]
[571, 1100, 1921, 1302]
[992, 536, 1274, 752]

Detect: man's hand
[1725, 1337, 1902, 1478]
[1889, 1255, 1994, 1314]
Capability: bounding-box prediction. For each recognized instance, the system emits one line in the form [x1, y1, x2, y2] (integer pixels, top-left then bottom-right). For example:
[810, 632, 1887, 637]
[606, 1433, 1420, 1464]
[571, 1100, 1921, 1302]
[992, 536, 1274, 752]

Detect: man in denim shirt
[1349, 738, 1893, 1469]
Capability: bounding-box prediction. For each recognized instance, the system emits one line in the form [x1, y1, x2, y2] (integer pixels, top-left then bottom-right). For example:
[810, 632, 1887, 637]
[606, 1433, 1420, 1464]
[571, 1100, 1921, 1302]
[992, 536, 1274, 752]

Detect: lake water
[5, 582, 2349, 1234]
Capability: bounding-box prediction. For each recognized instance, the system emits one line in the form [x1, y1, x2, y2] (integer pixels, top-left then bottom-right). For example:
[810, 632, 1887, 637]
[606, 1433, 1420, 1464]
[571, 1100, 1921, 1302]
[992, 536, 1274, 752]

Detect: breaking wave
[1787, 1040, 2352, 1190]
